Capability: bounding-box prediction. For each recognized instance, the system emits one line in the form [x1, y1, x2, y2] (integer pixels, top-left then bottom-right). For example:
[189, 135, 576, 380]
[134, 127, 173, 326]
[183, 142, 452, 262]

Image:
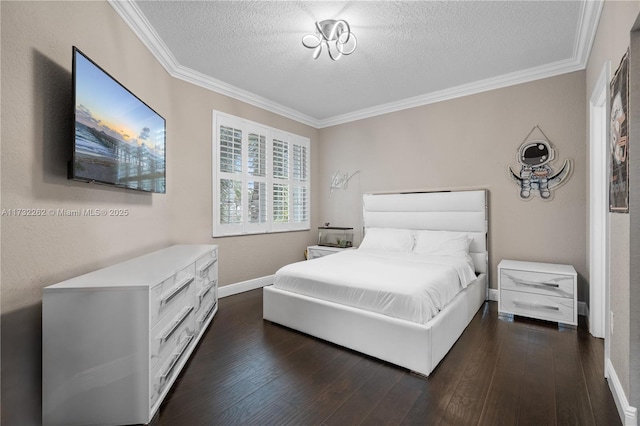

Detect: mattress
[273, 248, 477, 324]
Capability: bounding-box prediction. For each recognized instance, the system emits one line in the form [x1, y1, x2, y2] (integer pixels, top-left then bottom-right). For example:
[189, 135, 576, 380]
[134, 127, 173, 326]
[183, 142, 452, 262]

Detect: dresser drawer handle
[199, 301, 217, 325]
[161, 277, 194, 305]
[197, 258, 217, 277]
[513, 300, 560, 311]
[160, 306, 193, 342]
[159, 334, 194, 385]
[198, 284, 213, 303]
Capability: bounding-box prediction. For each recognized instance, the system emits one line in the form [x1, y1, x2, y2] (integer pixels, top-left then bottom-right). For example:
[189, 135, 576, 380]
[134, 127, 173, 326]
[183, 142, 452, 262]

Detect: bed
[263, 189, 488, 376]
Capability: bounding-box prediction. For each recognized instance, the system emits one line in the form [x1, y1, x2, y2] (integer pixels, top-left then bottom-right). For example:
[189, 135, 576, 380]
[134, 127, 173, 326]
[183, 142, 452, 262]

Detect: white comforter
[273, 248, 477, 324]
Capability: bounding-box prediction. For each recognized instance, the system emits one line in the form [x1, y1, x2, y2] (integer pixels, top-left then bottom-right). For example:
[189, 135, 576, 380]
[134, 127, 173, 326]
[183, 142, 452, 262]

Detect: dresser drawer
[195, 279, 217, 313]
[500, 289, 574, 324]
[195, 249, 217, 287]
[149, 304, 195, 371]
[150, 331, 195, 407]
[195, 290, 217, 333]
[150, 264, 196, 326]
[500, 268, 574, 298]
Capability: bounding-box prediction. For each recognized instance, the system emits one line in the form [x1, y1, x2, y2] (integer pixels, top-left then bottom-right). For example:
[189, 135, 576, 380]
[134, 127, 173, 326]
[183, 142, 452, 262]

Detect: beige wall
[167, 75, 319, 286]
[0, 2, 317, 424]
[1, 4, 175, 422]
[318, 71, 587, 293]
[585, 0, 640, 403]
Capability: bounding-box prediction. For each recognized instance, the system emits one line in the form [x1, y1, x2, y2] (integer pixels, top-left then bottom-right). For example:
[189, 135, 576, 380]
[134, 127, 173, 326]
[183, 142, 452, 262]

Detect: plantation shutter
[218, 123, 243, 234]
[213, 111, 310, 236]
[292, 143, 309, 223]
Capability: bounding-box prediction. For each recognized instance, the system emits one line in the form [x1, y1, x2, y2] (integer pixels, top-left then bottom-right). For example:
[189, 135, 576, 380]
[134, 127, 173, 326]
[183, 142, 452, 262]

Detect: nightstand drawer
[307, 245, 353, 260]
[500, 268, 574, 298]
[500, 289, 574, 324]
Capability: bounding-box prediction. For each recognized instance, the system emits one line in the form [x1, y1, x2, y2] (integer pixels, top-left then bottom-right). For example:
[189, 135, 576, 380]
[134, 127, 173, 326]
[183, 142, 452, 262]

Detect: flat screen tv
[70, 47, 166, 193]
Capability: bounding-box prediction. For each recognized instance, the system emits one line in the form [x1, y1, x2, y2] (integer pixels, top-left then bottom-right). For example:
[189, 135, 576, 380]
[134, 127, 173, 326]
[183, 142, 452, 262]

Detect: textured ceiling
[115, 1, 601, 128]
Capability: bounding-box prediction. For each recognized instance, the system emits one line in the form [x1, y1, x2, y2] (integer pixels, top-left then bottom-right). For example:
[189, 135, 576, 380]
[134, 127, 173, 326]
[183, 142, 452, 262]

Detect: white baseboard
[605, 358, 638, 425]
[219, 275, 274, 298]
[488, 288, 498, 301]
[578, 301, 588, 317]
[488, 289, 588, 318]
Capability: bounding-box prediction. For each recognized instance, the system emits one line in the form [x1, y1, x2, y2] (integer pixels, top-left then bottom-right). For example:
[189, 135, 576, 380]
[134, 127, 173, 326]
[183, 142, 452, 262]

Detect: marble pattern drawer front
[195, 279, 217, 313]
[196, 249, 218, 285]
[150, 330, 195, 407]
[150, 264, 196, 326]
[195, 290, 217, 333]
[500, 268, 574, 298]
[149, 304, 195, 371]
[500, 289, 574, 324]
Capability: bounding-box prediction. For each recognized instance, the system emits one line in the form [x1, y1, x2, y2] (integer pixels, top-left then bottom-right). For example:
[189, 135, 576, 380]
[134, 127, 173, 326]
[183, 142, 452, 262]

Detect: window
[213, 112, 310, 236]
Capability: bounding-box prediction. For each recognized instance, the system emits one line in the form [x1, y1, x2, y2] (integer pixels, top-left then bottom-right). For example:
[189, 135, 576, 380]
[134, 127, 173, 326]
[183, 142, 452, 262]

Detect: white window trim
[212, 111, 311, 237]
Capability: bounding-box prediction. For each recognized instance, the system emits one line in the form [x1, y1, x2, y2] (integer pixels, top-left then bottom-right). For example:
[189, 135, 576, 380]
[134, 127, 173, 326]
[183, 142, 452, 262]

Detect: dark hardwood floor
[150, 289, 620, 426]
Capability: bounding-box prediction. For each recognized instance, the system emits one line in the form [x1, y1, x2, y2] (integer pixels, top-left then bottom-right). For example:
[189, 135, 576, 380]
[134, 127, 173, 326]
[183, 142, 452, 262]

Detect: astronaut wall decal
[508, 126, 572, 200]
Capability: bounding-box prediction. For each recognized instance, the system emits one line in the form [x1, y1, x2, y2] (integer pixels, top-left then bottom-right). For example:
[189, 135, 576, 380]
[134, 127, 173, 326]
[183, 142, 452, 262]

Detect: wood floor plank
[434, 310, 503, 426]
[282, 356, 381, 425]
[321, 360, 404, 426]
[577, 328, 621, 426]
[553, 329, 597, 426]
[363, 371, 425, 425]
[244, 345, 365, 426]
[515, 329, 558, 426]
[477, 324, 529, 426]
[201, 337, 347, 425]
[399, 305, 499, 424]
[150, 289, 621, 426]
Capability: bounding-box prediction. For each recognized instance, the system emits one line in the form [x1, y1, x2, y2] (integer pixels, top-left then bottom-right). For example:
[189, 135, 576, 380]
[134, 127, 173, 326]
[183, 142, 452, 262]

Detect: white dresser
[42, 244, 218, 425]
[498, 259, 577, 326]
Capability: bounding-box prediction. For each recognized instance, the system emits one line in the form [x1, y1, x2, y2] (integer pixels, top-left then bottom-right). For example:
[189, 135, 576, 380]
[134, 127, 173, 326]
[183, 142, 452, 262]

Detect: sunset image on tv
[73, 49, 166, 193]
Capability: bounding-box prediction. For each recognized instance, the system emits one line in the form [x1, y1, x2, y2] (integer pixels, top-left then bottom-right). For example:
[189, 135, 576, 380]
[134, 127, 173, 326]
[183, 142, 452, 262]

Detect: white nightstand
[306, 245, 353, 260]
[498, 259, 577, 326]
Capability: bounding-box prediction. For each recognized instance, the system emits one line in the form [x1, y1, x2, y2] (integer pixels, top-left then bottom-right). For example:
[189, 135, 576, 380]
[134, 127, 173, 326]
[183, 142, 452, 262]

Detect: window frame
[213, 111, 311, 237]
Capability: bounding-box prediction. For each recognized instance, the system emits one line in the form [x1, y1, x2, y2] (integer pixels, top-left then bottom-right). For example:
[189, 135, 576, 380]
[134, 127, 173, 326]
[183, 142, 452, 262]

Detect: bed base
[263, 273, 486, 376]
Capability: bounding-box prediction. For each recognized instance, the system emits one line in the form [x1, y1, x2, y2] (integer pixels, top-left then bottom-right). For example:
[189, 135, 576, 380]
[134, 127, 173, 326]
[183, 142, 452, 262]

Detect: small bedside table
[306, 245, 353, 260]
[498, 260, 577, 326]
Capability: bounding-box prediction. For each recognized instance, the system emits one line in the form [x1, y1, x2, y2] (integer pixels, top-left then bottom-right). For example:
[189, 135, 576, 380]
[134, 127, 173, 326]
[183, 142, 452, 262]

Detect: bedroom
[1, 0, 639, 425]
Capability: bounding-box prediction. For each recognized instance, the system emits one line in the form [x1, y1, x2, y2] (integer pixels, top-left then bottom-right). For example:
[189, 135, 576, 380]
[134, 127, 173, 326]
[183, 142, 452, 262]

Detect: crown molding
[316, 0, 604, 128]
[110, 0, 603, 130]
[108, 0, 321, 128]
[317, 57, 585, 128]
[574, 0, 604, 66]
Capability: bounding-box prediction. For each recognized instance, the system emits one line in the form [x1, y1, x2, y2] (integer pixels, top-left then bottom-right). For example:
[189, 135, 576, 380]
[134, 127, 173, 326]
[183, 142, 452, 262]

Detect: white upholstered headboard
[362, 190, 488, 275]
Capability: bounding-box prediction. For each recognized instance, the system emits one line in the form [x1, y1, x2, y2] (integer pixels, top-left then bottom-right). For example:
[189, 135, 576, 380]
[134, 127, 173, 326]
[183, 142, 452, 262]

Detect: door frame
[588, 61, 610, 350]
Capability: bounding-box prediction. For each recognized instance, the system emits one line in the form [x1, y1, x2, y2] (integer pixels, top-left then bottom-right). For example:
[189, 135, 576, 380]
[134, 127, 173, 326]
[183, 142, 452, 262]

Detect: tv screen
[71, 47, 166, 193]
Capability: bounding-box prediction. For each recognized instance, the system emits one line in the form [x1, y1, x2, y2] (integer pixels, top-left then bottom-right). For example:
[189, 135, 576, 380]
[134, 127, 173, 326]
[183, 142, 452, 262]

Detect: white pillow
[359, 228, 414, 252]
[413, 230, 471, 257]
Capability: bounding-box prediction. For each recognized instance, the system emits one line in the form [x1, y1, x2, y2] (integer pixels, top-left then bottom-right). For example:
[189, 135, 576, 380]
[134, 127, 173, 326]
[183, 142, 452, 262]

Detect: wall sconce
[302, 19, 357, 61]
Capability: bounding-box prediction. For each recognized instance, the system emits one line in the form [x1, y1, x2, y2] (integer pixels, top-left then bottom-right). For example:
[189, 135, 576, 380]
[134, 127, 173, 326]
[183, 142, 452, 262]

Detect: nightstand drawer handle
[513, 278, 559, 288]
[513, 300, 560, 311]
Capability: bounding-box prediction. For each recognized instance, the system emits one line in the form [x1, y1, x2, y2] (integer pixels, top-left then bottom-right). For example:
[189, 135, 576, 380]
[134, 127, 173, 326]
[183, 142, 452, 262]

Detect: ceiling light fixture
[302, 19, 357, 61]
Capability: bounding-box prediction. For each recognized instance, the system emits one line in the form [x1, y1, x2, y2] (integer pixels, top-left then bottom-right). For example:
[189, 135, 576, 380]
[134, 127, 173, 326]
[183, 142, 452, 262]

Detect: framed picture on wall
[610, 49, 629, 213]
